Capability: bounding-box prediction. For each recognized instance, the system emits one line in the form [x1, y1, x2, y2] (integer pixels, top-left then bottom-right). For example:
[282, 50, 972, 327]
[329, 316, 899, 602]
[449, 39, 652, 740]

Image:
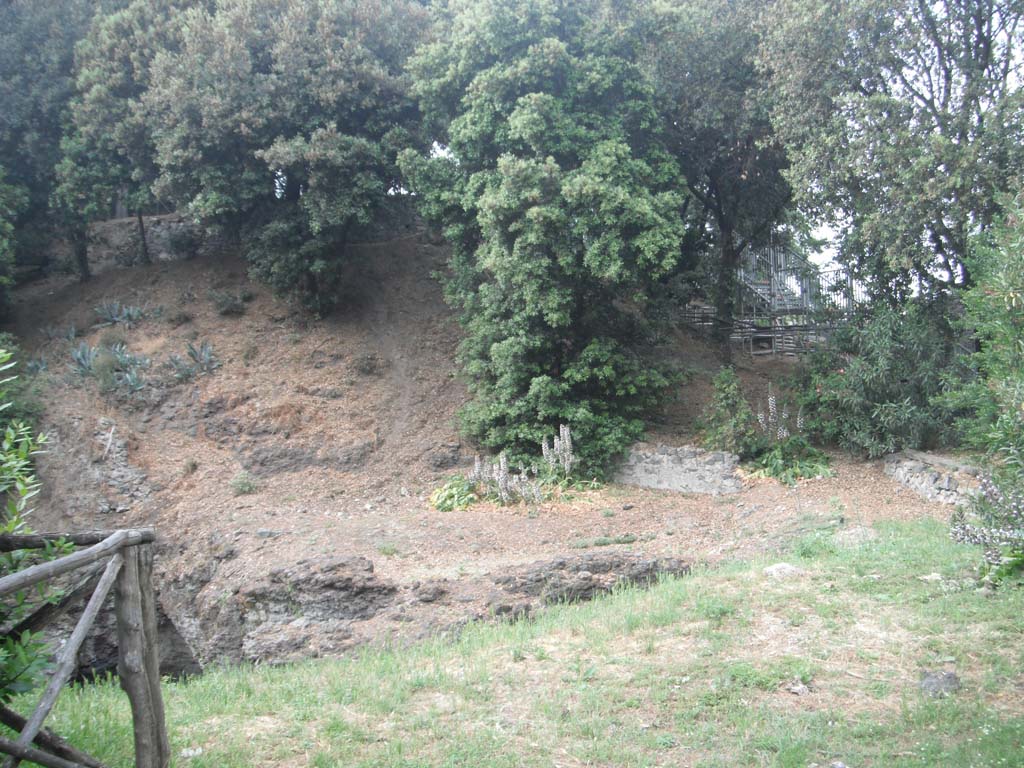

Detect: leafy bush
[700, 368, 761, 458]
[750, 436, 832, 486]
[795, 302, 957, 457]
[0, 347, 69, 701]
[209, 289, 247, 317]
[429, 476, 478, 512]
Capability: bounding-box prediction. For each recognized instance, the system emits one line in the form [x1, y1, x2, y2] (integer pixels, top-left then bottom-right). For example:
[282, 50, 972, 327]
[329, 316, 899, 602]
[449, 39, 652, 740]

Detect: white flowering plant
[951, 474, 1024, 584]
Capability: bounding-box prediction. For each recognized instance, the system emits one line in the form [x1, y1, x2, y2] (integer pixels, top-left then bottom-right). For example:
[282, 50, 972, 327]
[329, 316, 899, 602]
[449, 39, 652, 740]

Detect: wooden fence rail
[0, 529, 168, 768]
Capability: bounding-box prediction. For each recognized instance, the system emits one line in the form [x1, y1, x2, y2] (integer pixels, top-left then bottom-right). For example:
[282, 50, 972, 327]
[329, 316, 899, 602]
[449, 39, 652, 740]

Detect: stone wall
[883, 450, 980, 505]
[613, 444, 742, 495]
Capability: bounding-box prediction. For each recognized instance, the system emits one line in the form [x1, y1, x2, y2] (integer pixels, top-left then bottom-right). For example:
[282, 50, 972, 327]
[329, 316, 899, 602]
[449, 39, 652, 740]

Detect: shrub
[168, 227, 200, 259]
[699, 368, 761, 458]
[429, 476, 478, 512]
[750, 436, 832, 486]
[230, 471, 258, 496]
[941, 199, 1024, 474]
[0, 347, 69, 701]
[209, 289, 246, 317]
[795, 301, 957, 457]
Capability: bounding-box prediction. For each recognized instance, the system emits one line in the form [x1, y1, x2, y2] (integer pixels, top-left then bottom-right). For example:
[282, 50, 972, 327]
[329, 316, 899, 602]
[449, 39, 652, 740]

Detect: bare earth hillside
[5, 220, 949, 670]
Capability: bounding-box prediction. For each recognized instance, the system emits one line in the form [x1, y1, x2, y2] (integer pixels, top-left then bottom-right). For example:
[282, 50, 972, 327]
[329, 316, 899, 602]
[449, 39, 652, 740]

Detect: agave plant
[70, 342, 98, 375]
[186, 340, 220, 374]
[166, 354, 196, 383]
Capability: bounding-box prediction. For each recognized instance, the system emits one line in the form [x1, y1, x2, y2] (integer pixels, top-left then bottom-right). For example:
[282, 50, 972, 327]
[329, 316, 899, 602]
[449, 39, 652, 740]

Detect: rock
[415, 582, 447, 603]
[784, 678, 811, 696]
[919, 670, 961, 698]
[833, 526, 878, 548]
[493, 552, 690, 607]
[613, 443, 741, 495]
[884, 452, 979, 505]
[427, 443, 462, 469]
[917, 573, 943, 582]
[763, 563, 806, 580]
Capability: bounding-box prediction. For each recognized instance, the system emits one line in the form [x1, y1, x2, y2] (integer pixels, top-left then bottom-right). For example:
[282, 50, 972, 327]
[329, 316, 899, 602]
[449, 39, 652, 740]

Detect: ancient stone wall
[613, 444, 741, 495]
[883, 450, 980, 505]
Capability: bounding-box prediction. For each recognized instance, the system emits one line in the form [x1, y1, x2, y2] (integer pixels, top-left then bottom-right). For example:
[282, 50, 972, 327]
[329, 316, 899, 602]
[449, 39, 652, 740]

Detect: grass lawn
[26, 518, 1024, 767]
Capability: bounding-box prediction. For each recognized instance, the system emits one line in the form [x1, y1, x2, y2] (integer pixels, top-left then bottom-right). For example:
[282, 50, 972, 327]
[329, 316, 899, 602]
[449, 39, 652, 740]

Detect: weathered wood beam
[0, 706, 106, 768]
[0, 531, 146, 598]
[137, 546, 170, 766]
[0, 735, 88, 768]
[6, 565, 104, 638]
[4, 554, 123, 768]
[0, 530, 155, 553]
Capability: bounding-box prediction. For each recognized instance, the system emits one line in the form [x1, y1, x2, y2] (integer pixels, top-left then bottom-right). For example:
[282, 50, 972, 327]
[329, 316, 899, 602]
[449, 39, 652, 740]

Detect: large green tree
[0, 0, 117, 271]
[54, 0, 200, 273]
[402, 0, 686, 472]
[762, 0, 1024, 300]
[144, 0, 428, 311]
[0, 169, 27, 303]
[645, 0, 792, 347]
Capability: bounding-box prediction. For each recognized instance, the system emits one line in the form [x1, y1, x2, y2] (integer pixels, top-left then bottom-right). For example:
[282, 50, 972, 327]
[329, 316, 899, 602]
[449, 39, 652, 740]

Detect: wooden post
[115, 546, 169, 768]
[137, 545, 169, 766]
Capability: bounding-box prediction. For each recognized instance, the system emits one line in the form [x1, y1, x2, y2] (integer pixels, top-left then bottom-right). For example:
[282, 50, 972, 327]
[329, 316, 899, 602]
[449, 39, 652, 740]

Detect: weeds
[429, 476, 478, 511]
[230, 471, 258, 496]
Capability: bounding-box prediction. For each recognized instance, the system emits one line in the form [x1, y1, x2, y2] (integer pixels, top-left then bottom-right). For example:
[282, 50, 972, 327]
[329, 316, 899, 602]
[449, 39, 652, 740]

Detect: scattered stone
[917, 573, 943, 582]
[833, 526, 878, 548]
[919, 670, 961, 698]
[622, 503, 634, 511]
[784, 678, 811, 696]
[763, 563, 806, 580]
[180, 747, 204, 759]
[256, 529, 280, 539]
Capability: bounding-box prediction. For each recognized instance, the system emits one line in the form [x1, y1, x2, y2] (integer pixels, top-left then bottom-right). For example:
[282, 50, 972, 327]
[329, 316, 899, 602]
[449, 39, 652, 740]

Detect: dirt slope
[4, 221, 949, 668]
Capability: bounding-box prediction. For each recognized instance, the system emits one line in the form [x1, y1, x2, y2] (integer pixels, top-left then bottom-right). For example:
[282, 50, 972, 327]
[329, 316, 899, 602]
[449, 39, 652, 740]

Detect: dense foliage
[795, 302, 959, 457]
[0, 0, 1020, 476]
[402, 0, 685, 472]
[947, 200, 1024, 475]
[763, 0, 1024, 300]
[0, 348, 65, 702]
[145, 0, 427, 312]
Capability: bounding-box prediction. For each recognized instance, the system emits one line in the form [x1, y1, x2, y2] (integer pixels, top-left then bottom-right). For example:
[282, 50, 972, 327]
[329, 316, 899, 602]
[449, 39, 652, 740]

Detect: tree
[0, 0, 116, 270]
[0, 169, 27, 305]
[144, 0, 428, 312]
[644, 0, 792, 348]
[54, 0, 199, 271]
[762, 0, 1024, 300]
[402, 0, 686, 472]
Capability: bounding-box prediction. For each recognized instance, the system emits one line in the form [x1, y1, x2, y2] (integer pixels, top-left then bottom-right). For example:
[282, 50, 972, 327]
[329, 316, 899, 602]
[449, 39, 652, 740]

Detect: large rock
[613, 444, 742, 495]
[491, 552, 690, 609]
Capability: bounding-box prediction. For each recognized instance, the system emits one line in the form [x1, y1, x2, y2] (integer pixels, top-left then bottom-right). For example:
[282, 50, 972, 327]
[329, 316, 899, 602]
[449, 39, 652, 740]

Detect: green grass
[19, 519, 1024, 767]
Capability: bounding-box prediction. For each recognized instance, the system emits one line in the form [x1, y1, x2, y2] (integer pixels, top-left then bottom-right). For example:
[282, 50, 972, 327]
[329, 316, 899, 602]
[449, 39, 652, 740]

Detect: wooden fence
[0, 529, 168, 768]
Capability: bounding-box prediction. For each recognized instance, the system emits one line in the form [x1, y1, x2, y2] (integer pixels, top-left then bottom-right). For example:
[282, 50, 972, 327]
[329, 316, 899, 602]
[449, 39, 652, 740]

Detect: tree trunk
[136, 211, 150, 265]
[713, 226, 740, 357]
[73, 230, 90, 282]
